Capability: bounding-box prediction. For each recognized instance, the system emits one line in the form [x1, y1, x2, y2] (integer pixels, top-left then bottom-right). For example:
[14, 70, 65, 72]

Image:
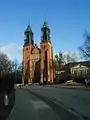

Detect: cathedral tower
[22, 25, 34, 85]
[40, 21, 54, 84]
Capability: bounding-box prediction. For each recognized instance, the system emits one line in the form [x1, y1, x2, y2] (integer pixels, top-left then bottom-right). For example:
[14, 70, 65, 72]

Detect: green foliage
[54, 51, 64, 65]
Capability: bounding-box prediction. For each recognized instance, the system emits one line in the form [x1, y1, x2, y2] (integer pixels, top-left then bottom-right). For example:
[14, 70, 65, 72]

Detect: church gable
[31, 46, 41, 60]
[31, 47, 40, 54]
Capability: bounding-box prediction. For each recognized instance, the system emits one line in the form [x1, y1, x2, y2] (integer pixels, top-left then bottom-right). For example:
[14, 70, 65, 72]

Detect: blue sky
[0, 0, 90, 61]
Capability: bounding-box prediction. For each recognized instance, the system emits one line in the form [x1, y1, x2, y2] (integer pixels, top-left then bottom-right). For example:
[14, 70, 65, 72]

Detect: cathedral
[22, 21, 55, 85]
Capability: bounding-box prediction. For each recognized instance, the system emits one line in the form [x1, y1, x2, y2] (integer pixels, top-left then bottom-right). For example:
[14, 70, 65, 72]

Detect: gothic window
[26, 48, 28, 50]
[43, 45, 46, 48]
[27, 60, 29, 68]
[32, 61, 35, 70]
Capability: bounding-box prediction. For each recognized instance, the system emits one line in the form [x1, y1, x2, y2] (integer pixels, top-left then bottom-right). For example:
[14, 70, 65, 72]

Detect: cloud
[0, 43, 22, 63]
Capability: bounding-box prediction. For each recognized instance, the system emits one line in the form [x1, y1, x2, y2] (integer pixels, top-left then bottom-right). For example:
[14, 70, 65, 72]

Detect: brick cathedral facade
[22, 21, 55, 85]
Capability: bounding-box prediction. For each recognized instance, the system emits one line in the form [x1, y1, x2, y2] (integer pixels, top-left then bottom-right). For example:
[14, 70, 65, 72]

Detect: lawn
[61, 81, 84, 86]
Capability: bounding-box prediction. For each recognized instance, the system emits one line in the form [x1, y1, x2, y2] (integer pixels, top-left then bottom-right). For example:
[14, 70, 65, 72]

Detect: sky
[0, 0, 90, 62]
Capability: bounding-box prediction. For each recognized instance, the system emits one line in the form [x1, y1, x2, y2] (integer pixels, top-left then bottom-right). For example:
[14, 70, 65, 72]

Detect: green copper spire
[41, 21, 51, 43]
[42, 21, 48, 28]
[25, 25, 32, 33]
[24, 25, 34, 46]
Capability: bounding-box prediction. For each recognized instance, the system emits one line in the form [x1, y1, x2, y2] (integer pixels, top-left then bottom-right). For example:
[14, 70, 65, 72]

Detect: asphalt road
[7, 85, 90, 120]
[27, 85, 90, 120]
[8, 88, 61, 120]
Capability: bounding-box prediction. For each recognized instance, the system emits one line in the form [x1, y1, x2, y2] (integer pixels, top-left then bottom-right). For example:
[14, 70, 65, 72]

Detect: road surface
[28, 85, 90, 119]
[7, 85, 90, 120]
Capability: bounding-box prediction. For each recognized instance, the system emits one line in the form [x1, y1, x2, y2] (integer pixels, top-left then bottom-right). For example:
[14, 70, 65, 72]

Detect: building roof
[58, 61, 90, 71]
[65, 61, 90, 68]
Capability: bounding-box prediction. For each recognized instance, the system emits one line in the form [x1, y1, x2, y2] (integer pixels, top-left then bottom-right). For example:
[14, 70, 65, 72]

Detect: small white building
[71, 64, 90, 78]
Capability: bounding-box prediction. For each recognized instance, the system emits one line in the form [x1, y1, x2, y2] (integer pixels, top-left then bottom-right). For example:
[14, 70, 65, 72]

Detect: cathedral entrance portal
[24, 61, 30, 85]
[34, 60, 40, 83]
[43, 51, 48, 84]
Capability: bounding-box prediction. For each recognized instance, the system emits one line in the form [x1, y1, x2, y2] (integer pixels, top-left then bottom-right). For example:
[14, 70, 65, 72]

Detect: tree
[63, 52, 78, 64]
[0, 52, 15, 93]
[54, 51, 78, 67]
[53, 51, 78, 83]
[78, 32, 90, 59]
[54, 51, 64, 65]
[0, 53, 12, 76]
[0, 52, 22, 91]
[10, 60, 22, 84]
[16, 62, 22, 84]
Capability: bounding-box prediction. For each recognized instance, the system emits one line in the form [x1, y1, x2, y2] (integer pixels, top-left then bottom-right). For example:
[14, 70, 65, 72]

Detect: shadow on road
[24, 88, 83, 120]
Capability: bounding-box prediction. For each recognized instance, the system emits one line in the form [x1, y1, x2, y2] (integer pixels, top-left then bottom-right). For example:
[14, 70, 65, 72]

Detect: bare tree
[0, 52, 15, 93]
[78, 32, 90, 59]
[0, 53, 12, 76]
[63, 52, 78, 64]
[54, 51, 78, 66]
[10, 60, 22, 84]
